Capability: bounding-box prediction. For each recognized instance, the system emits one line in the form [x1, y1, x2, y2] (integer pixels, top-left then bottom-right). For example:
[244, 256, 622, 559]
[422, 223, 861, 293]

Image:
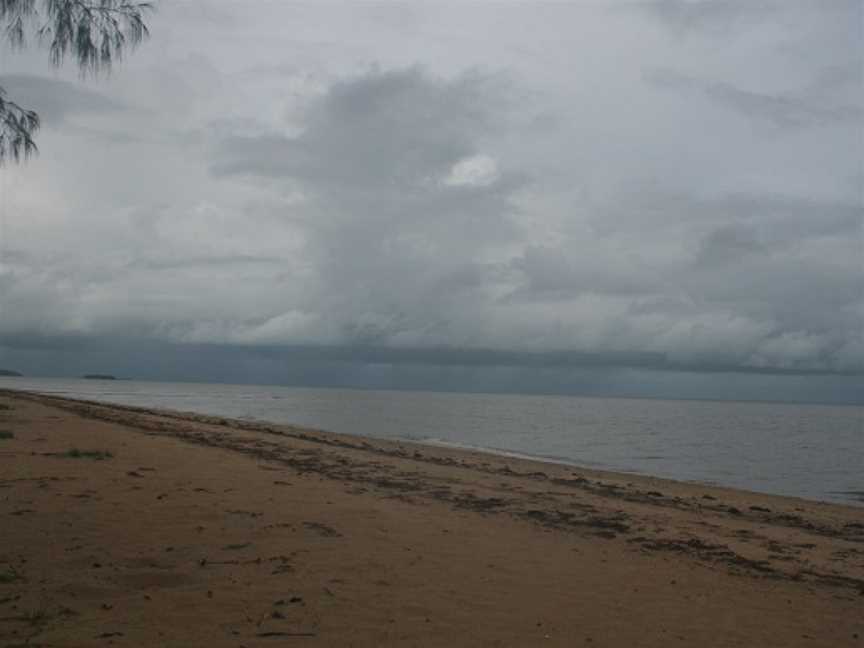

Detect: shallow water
[2, 377, 862, 505]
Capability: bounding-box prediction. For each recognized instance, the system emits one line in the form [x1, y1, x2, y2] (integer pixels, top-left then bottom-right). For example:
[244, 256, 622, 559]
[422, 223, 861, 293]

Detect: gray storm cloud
[644, 68, 863, 130]
[0, 0, 860, 377]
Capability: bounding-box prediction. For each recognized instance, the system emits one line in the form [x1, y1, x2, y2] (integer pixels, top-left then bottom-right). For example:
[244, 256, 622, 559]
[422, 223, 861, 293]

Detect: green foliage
[0, 430, 14, 439]
[0, 0, 153, 163]
[62, 447, 113, 460]
[0, 565, 23, 583]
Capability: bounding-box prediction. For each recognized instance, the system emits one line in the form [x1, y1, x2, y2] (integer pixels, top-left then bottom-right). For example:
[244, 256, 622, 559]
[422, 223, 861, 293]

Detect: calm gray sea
[2, 377, 862, 506]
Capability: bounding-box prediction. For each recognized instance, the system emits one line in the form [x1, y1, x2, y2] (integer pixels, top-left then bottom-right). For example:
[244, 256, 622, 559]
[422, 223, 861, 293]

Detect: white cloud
[442, 154, 500, 187]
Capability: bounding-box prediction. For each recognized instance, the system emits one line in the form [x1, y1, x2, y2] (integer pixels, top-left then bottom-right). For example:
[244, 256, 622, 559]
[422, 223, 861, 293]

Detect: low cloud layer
[0, 0, 861, 384]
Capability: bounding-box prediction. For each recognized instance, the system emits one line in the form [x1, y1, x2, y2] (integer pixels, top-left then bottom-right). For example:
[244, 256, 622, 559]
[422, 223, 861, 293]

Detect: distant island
[0, 369, 23, 377]
[82, 374, 117, 380]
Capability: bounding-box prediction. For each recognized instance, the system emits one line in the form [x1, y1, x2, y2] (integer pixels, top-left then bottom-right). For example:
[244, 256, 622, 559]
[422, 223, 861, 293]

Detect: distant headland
[0, 369, 23, 377]
[82, 374, 118, 380]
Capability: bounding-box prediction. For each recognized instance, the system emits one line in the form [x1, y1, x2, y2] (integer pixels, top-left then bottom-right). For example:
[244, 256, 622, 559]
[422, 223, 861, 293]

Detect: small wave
[420, 438, 609, 470]
[829, 490, 864, 503]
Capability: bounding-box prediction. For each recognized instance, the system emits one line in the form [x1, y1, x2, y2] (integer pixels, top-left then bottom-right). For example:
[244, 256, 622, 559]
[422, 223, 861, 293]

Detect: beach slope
[0, 390, 861, 647]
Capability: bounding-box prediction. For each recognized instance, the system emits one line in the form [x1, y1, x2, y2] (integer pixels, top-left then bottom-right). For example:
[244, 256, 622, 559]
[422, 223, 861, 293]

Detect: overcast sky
[0, 1, 861, 394]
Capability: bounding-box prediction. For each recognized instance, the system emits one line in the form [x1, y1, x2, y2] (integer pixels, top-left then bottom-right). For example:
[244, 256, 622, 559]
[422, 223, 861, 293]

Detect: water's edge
[3, 386, 862, 509]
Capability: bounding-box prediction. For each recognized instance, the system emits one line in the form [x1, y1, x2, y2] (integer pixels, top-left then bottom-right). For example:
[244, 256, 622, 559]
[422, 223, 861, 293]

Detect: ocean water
[2, 377, 862, 506]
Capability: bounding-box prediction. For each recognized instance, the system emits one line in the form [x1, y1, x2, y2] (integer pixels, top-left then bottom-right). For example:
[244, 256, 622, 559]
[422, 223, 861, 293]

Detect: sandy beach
[0, 389, 861, 647]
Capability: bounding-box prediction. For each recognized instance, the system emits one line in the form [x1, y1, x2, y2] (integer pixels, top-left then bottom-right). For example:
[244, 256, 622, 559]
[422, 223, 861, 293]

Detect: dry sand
[0, 389, 862, 647]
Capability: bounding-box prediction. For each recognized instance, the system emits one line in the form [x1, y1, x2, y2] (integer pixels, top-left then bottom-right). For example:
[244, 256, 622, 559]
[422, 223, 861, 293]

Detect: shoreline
[1, 389, 862, 646]
[1, 387, 861, 509]
[418, 437, 864, 507]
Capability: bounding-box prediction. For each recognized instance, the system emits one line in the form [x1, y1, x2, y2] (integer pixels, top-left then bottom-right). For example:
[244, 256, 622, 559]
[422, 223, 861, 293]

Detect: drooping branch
[0, 0, 151, 163]
[39, 0, 152, 75]
[0, 0, 37, 47]
[0, 87, 40, 162]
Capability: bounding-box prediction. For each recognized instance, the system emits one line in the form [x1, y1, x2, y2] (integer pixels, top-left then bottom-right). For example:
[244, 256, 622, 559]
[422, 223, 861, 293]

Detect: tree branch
[0, 87, 41, 163]
[40, 1, 153, 74]
[0, 0, 151, 163]
[0, 0, 37, 46]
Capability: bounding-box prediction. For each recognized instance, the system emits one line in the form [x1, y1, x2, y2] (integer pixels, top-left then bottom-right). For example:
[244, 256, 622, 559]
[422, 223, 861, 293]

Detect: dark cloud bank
[1, 337, 861, 405]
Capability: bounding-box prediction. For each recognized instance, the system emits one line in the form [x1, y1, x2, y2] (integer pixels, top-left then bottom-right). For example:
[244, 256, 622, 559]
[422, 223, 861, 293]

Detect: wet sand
[0, 389, 862, 647]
